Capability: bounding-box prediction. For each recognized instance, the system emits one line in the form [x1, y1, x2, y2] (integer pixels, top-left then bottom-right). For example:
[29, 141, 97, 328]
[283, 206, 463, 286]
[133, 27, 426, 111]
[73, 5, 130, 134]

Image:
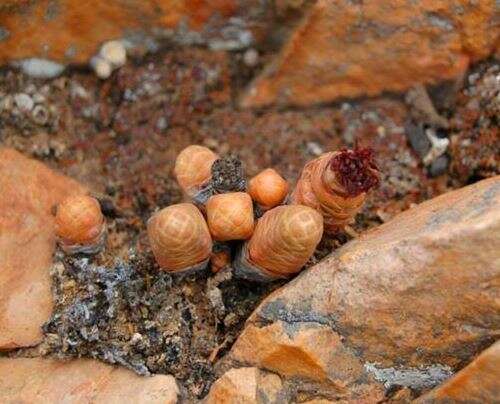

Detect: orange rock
[240, 0, 499, 107]
[0, 0, 261, 65]
[238, 176, 500, 371]
[206, 367, 285, 404]
[228, 321, 384, 401]
[1, 1, 155, 64]
[415, 341, 500, 403]
[0, 357, 179, 403]
[0, 148, 86, 349]
[156, 0, 236, 30]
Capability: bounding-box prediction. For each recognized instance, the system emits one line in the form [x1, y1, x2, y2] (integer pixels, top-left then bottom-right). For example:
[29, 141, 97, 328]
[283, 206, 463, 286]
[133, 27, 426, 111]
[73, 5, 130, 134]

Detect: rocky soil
[0, 49, 498, 401]
[0, 1, 499, 403]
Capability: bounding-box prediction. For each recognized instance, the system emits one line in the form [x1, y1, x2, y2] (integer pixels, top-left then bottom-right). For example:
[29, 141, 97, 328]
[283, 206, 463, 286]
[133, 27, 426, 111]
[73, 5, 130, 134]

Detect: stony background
[0, 0, 499, 403]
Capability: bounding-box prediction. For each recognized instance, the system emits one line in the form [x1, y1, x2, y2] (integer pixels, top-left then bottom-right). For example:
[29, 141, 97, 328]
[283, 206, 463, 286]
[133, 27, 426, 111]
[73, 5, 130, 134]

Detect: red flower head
[329, 148, 380, 197]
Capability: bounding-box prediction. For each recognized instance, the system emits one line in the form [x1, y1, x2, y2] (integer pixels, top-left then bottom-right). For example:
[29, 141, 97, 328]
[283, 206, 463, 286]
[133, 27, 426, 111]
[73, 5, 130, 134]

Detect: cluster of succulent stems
[54, 145, 379, 282]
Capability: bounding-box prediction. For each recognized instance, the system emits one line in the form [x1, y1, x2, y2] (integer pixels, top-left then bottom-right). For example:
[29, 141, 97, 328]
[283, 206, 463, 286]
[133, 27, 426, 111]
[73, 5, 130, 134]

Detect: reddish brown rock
[226, 176, 500, 395]
[415, 341, 500, 403]
[0, 0, 268, 65]
[0, 357, 179, 403]
[228, 321, 384, 402]
[0, 148, 86, 349]
[206, 367, 286, 404]
[241, 0, 499, 108]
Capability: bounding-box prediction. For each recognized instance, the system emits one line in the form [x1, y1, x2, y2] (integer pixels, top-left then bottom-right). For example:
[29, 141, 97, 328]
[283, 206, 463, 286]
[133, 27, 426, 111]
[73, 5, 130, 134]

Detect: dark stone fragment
[405, 120, 431, 158]
[429, 154, 449, 177]
[97, 196, 120, 218]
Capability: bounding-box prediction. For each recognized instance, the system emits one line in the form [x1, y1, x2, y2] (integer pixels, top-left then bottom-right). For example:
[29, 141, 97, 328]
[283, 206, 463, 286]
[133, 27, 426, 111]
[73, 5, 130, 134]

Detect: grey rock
[429, 154, 449, 177]
[14, 93, 34, 112]
[16, 58, 65, 79]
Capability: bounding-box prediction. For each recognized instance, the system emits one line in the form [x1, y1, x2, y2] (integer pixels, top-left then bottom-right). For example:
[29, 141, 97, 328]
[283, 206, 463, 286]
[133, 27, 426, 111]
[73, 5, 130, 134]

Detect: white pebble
[306, 141, 324, 156]
[90, 56, 112, 80]
[100, 40, 127, 68]
[16, 58, 65, 79]
[423, 129, 449, 166]
[14, 93, 34, 112]
[243, 48, 259, 67]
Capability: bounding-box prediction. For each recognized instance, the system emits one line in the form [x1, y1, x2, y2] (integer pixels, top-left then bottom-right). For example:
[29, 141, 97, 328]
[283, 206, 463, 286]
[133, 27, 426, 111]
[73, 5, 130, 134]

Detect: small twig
[208, 336, 231, 363]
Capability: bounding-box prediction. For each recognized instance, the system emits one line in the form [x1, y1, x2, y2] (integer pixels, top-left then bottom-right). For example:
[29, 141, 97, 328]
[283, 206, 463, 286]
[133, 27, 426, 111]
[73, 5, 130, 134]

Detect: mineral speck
[0, 27, 10, 41]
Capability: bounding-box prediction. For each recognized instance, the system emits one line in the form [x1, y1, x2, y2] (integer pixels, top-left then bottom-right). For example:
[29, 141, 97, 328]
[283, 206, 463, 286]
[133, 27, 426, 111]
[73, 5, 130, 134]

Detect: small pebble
[306, 141, 324, 156]
[468, 72, 480, 85]
[423, 129, 449, 166]
[100, 40, 127, 68]
[91, 56, 112, 80]
[14, 93, 34, 112]
[405, 121, 430, 158]
[429, 154, 449, 177]
[156, 117, 168, 131]
[243, 48, 259, 67]
[17, 58, 65, 79]
[377, 126, 387, 137]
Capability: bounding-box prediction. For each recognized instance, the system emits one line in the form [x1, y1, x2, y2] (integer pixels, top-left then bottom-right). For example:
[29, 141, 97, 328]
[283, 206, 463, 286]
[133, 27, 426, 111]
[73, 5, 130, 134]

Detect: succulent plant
[55, 195, 106, 254]
[234, 205, 323, 282]
[147, 203, 212, 274]
[248, 168, 289, 211]
[206, 192, 254, 241]
[174, 145, 219, 205]
[290, 148, 379, 233]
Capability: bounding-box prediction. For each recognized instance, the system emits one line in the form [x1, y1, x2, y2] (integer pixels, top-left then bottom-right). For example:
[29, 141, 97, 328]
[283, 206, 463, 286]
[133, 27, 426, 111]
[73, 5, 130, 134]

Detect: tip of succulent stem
[329, 148, 380, 197]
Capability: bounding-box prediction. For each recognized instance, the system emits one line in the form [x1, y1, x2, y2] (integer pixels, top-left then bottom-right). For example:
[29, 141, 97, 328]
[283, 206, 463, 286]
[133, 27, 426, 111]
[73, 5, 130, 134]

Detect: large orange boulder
[0, 357, 179, 403]
[0, 0, 265, 65]
[222, 176, 500, 399]
[0, 148, 87, 349]
[241, 0, 499, 107]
